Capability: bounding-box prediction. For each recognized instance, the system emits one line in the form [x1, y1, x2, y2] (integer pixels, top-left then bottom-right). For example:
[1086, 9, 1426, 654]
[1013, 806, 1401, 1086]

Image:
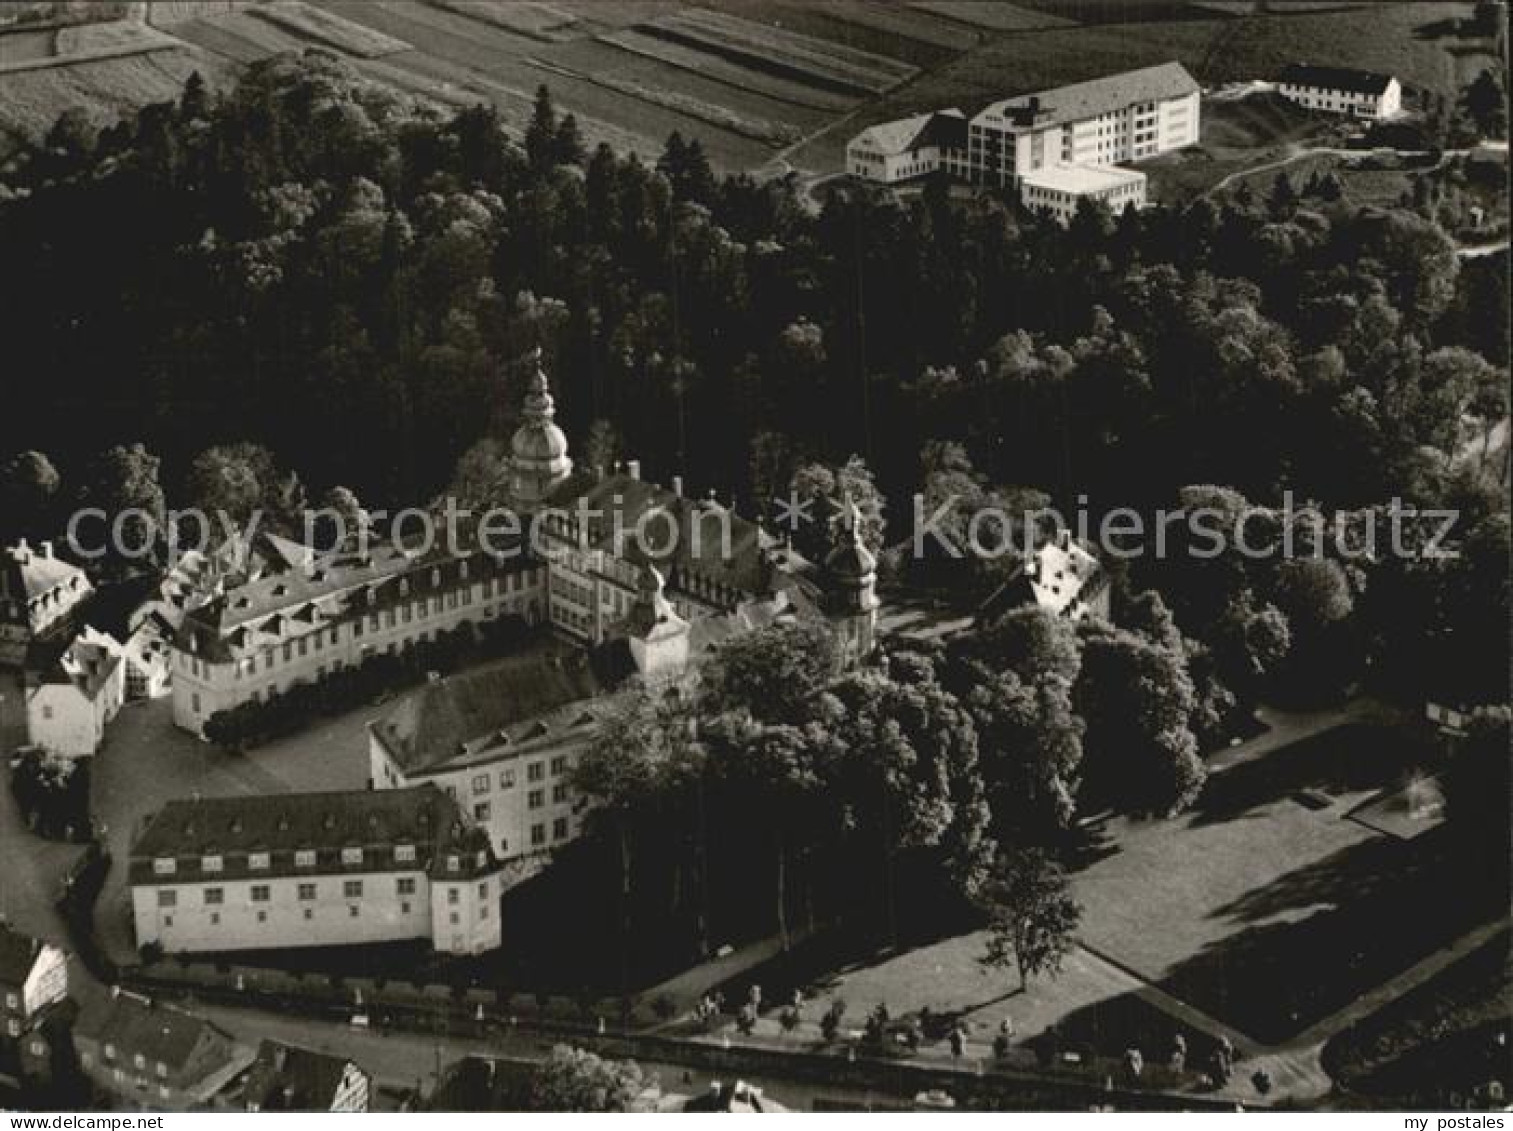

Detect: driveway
[90, 695, 375, 965]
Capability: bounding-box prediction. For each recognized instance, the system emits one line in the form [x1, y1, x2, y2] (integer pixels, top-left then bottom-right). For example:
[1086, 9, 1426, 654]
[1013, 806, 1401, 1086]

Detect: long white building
[1276, 63, 1401, 120]
[845, 62, 1200, 219]
[129, 786, 503, 957]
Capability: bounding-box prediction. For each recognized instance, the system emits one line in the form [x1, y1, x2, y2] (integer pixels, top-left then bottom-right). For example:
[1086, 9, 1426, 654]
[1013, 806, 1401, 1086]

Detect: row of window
[470, 756, 569, 796]
[154, 843, 417, 875]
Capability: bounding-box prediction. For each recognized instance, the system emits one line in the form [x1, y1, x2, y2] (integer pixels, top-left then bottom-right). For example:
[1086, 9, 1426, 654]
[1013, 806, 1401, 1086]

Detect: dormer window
[248, 852, 270, 871]
[395, 844, 416, 863]
[460, 560, 470, 580]
[399, 578, 410, 597]
[341, 847, 363, 865]
[295, 849, 317, 868]
[201, 855, 223, 873]
[446, 855, 459, 872]
[430, 568, 442, 588]
[153, 858, 176, 875]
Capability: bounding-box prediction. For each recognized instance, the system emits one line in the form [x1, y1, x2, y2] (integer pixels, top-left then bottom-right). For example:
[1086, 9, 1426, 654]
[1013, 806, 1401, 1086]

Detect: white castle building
[129, 785, 503, 957]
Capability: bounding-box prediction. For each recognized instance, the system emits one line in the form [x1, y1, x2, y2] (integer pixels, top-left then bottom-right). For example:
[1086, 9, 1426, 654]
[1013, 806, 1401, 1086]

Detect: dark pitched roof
[0, 924, 42, 987]
[982, 61, 1198, 128]
[128, 785, 496, 884]
[369, 641, 617, 776]
[1279, 62, 1395, 95]
[241, 1041, 361, 1111]
[547, 472, 779, 602]
[1, 542, 87, 603]
[74, 993, 228, 1077]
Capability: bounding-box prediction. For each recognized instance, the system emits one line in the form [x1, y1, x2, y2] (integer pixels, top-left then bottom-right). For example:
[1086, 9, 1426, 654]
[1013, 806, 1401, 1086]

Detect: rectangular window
[499, 768, 516, 789]
[474, 801, 491, 821]
[203, 887, 224, 906]
[552, 784, 569, 804]
[448, 887, 459, 905]
[250, 885, 270, 903]
[157, 890, 176, 908]
[397, 877, 416, 896]
[549, 755, 567, 776]
[527, 762, 544, 783]
[248, 852, 270, 871]
[153, 858, 176, 875]
[528, 789, 544, 810]
[472, 773, 491, 795]
[341, 847, 363, 865]
[343, 880, 363, 899]
[295, 849, 317, 868]
[531, 823, 546, 847]
[553, 817, 569, 841]
[395, 844, 416, 863]
[298, 883, 317, 901]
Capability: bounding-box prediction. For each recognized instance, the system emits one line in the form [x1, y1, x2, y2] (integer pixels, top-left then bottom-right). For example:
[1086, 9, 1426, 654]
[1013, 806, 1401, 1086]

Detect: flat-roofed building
[1020, 163, 1147, 223]
[128, 785, 503, 957]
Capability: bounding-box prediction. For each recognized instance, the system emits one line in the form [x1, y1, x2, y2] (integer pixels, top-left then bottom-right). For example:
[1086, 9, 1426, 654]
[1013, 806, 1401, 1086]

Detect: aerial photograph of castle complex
[0, 0, 1508, 1118]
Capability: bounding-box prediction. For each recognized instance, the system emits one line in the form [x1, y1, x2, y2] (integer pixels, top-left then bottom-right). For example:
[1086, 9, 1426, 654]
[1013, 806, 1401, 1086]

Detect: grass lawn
[759, 719, 1498, 1062]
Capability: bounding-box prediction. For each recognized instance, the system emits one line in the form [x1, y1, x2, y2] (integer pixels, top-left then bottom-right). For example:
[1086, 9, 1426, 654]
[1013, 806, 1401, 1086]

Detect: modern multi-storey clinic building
[845, 62, 1201, 218]
[129, 785, 503, 956]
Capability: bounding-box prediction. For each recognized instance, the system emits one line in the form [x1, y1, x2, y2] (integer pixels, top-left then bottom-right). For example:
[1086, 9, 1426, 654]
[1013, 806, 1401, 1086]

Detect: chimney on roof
[15, 538, 29, 563]
[626, 459, 641, 481]
[40, 541, 54, 559]
[671, 475, 683, 498]
[273, 1046, 288, 1073]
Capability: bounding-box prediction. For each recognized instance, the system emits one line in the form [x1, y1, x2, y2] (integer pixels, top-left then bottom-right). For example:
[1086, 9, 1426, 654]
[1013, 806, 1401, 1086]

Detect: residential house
[1277, 63, 1402, 119]
[0, 925, 70, 1092]
[25, 626, 125, 759]
[1, 540, 93, 666]
[73, 990, 252, 1110]
[237, 1040, 370, 1112]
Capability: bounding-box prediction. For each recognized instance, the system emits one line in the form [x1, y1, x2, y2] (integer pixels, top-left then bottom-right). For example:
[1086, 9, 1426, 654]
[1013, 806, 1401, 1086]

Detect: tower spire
[507, 348, 573, 510]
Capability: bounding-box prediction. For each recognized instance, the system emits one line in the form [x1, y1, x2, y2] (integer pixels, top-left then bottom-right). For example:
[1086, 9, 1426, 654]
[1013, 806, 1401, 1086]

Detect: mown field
[0, 0, 1488, 175]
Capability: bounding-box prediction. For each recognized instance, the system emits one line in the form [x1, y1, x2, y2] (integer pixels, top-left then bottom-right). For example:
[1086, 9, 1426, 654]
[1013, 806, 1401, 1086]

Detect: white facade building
[25, 625, 126, 758]
[967, 62, 1199, 189]
[1277, 64, 1401, 120]
[170, 543, 545, 736]
[845, 62, 1198, 215]
[1, 539, 93, 666]
[1020, 163, 1147, 222]
[129, 786, 504, 957]
[846, 110, 967, 183]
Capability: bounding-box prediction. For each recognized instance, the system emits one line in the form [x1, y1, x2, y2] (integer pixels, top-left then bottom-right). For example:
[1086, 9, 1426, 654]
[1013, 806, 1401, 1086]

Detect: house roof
[0, 924, 42, 987]
[977, 534, 1107, 622]
[1, 541, 88, 603]
[36, 627, 123, 698]
[369, 640, 617, 777]
[241, 1041, 362, 1111]
[74, 992, 230, 1078]
[1279, 62, 1395, 95]
[128, 785, 496, 884]
[978, 62, 1198, 129]
[851, 108, 965, 156]
[546, 472, 780, 602]
[1021, 162, 1147, 194]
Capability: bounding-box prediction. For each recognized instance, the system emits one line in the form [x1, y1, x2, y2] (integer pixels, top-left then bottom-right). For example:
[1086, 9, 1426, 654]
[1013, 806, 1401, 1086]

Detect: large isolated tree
[975, 846, 1082, 992]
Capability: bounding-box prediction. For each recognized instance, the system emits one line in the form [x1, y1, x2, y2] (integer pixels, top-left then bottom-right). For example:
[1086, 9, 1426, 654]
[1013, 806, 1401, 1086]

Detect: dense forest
[1, 48, 1506, 990]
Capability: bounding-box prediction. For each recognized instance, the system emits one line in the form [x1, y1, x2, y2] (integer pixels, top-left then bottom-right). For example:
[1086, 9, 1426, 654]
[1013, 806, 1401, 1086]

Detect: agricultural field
[0, 0, 1489, 178]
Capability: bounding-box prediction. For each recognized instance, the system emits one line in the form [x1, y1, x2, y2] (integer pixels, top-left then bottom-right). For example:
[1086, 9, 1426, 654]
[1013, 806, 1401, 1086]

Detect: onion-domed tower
[508, 348, 573, 511]
[823, 498, 880, 665]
